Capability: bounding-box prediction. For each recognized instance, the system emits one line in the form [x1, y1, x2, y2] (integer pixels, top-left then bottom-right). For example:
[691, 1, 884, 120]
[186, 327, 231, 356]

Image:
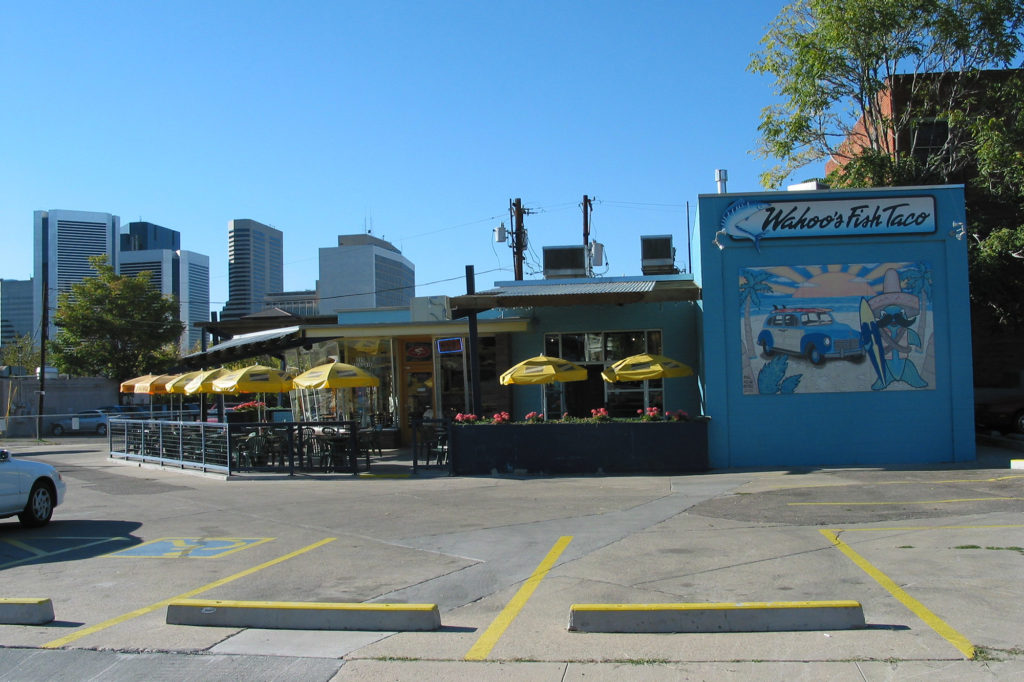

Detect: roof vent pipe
[715, 169, 728, 194]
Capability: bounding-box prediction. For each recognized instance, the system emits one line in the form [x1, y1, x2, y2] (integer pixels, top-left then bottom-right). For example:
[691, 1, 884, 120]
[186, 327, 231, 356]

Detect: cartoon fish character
[721, 201, 772, 252]
[864, 269, 927, 390]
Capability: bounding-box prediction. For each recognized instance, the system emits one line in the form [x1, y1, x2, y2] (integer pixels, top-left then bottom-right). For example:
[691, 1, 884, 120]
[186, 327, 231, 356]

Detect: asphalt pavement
[0, 435, 1021, 680]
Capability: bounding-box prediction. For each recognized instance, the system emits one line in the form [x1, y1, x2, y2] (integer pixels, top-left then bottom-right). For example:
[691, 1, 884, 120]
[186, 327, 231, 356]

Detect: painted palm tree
[739, 268, 775, 392]
[901, 262, 933, 353]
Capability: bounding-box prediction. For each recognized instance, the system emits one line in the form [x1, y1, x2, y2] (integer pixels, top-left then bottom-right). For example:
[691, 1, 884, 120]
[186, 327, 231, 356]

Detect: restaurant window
[341, 338, 395, 426]
[543, 330, 663, 418]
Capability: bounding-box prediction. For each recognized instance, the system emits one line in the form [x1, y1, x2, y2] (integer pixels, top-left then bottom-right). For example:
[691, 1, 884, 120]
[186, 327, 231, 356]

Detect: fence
[107, 418, 366, 476]
[108, 418, 232, 474]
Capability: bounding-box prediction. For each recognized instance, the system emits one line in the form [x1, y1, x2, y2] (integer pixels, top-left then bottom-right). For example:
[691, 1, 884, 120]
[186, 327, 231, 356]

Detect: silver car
[50, 410, 109, 436]
[0, 449, 66, 527]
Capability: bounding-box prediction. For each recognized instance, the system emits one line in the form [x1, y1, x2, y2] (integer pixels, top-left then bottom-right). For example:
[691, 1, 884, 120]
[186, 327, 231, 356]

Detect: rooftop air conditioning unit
[543, 246, 588, 279]
[641, 235, 677, 275]
[410, 296, 451, 321]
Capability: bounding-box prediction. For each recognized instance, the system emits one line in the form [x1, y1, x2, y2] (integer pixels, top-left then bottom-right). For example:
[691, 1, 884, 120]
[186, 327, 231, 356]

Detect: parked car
[757, 307, 865, 365]
[0, 449, 66, 527]
[974, 394, 1024, 434]
[97, 405, 145, 414]
[50, 410, 109, 436]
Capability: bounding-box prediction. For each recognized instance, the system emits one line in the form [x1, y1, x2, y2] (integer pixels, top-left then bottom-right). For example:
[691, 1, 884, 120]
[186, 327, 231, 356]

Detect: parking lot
[1, 437, 1022, 680]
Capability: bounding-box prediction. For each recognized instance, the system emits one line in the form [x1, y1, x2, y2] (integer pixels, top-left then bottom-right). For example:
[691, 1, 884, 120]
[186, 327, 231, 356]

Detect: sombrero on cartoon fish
[868, 269, 919, 315]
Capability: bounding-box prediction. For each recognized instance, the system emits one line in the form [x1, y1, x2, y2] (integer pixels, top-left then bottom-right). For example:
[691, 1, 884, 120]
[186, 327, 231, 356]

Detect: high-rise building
[120, 221, 181, 252]
[0, 278, 34, 347]
[33, 209, 120, 341]
[317, 234, 415, 314]
[221, 219, 283, 320]
[119, 222, 210, 353]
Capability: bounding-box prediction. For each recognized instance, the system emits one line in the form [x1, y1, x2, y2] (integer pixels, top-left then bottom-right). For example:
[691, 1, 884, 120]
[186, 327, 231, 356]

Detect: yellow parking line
[761, 474, 1024, 491]
[42, 537, 336, 649]
[465, 536, 572, 661]
[791, 497, 1024, 506]
[833, 524, 1024, 532]
[0, 537, 133, 571]
[2, 538, 48, 556]
[820, 529, 974, 659]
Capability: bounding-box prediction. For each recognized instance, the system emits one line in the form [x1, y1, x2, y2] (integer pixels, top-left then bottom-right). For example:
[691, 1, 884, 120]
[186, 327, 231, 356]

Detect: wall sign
[722, 196, 936, 250]
[405, 341, 432, 361]
[436, 337, 463, 354]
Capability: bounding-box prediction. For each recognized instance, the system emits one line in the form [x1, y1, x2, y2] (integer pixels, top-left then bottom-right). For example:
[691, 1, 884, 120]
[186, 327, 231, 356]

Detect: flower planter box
[449, 421, 708, 475]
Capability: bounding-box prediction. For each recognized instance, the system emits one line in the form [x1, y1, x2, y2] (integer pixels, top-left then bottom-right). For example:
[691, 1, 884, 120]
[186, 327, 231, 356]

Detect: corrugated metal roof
[477, 280, 656, 297]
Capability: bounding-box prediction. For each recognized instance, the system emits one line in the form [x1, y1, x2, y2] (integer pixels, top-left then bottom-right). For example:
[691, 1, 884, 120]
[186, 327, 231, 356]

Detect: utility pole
[36, 228, 49, 439]
[509, 198, 527, 280]
[582, 194, 592, 246]
[465, 265, 482, 416]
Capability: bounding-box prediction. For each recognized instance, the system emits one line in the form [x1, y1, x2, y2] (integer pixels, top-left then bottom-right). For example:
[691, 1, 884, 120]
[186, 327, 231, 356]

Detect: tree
[49, 256, 184, 381]
[750, 0, 1024, 333]
[749, 0, 1024, 188]
[0, 333, 41, 371]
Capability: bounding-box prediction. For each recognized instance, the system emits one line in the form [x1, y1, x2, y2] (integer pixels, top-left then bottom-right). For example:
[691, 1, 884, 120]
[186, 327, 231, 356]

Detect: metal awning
[449, 277, 702, 317]
[181, 326, 308, 368]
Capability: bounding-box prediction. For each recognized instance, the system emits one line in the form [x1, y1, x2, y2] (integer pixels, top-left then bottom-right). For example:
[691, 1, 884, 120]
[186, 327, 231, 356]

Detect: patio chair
[236, 434, 269, 469]
[428, 431, 448, 468]
[358, 419, 384, 459]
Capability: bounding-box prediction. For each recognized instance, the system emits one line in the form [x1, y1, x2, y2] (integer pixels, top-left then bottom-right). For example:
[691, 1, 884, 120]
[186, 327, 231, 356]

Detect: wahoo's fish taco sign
[721, 196, 936, 250]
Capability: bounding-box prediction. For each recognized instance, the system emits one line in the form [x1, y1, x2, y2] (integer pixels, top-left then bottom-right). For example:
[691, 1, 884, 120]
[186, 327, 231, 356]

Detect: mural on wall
[739, 262, 935, 395]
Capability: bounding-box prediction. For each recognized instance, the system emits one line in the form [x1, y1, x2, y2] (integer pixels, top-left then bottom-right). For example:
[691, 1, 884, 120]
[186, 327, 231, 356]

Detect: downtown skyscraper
[33, 209, 120, 341]
[220, 219, 284, 320]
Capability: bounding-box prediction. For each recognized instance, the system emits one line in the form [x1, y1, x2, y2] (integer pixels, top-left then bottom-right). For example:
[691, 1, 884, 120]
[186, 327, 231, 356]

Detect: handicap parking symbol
[108, 537, 272, 559]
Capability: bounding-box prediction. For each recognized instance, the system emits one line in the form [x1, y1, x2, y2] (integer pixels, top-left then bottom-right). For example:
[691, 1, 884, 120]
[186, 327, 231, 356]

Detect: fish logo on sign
[722, 201, 773, 252]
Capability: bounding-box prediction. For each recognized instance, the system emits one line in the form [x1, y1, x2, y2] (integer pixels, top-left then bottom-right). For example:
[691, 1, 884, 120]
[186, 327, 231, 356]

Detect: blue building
[695, 185, 974, 468]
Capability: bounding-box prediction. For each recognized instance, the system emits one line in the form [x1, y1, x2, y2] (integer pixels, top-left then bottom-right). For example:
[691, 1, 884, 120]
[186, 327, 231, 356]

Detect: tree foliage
[0, 333, 41, 372]
[49, 256, 184, 381]
[750, 0, 1024, 329]
[750, 0, 1024, 188]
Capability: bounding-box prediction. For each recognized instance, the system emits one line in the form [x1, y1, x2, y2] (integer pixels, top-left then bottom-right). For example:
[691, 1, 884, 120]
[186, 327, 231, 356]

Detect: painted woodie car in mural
[757, 306, 865, 365]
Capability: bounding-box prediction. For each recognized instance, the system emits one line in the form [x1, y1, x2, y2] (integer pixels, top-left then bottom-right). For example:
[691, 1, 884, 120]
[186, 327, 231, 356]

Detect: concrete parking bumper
[567, 600, 866, 633]
[0, 598, 55, 625]
[166, 599, 441, 631]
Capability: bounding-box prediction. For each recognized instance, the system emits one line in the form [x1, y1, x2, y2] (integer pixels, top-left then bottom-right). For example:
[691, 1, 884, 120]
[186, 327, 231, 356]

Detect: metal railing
[107, 418, 368, 476]
[108, 418, 231, 474]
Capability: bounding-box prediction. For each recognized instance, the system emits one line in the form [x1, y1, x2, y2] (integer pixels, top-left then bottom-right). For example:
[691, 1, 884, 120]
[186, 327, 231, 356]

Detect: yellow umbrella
[120, 374, 159, 393]
[166, 371, 204, 394]
[211, 365, 294, 394]
[601, 353, 694, 382]
[499, 356, 588, 385]
[293, 362, 379, 421]
[183, 368, 230, 395]
[292, 362, 380, 389]
[131, 373, 179, 395]
[164, 370, 203, 418]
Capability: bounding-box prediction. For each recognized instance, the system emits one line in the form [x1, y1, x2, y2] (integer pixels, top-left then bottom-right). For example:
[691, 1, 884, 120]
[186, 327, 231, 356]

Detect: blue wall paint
[504, 301, 702, 418]
[697, 186, 974, 468]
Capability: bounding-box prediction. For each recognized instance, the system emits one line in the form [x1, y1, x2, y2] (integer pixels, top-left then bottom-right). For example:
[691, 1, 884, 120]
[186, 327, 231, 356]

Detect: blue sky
[1, 1, 807, 308]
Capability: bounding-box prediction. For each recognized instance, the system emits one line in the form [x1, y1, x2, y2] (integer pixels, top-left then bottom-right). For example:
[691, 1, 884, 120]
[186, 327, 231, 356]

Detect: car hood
[5, 455, 61, 477]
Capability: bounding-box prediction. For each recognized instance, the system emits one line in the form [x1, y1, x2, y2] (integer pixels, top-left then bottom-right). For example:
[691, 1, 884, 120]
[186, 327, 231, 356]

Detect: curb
[166, 599, 441, 631]
[568, 600, 866, 633]
[0, 598, 55, 625]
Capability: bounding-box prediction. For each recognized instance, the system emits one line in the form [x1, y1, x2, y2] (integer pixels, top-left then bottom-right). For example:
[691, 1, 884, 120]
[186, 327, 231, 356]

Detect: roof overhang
[449, 277, 701, 318]
[180, 317, 532, 368]
[303, 316, 531, 339]
[181, 326, 308, 368]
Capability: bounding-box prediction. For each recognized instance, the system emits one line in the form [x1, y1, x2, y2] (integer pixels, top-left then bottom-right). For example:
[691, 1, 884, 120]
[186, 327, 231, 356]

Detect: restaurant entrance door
[401, 338, 434, 444]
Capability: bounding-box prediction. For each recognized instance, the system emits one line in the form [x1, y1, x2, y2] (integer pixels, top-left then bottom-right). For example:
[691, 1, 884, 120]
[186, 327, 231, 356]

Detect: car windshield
[801, 312, 833, 326]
